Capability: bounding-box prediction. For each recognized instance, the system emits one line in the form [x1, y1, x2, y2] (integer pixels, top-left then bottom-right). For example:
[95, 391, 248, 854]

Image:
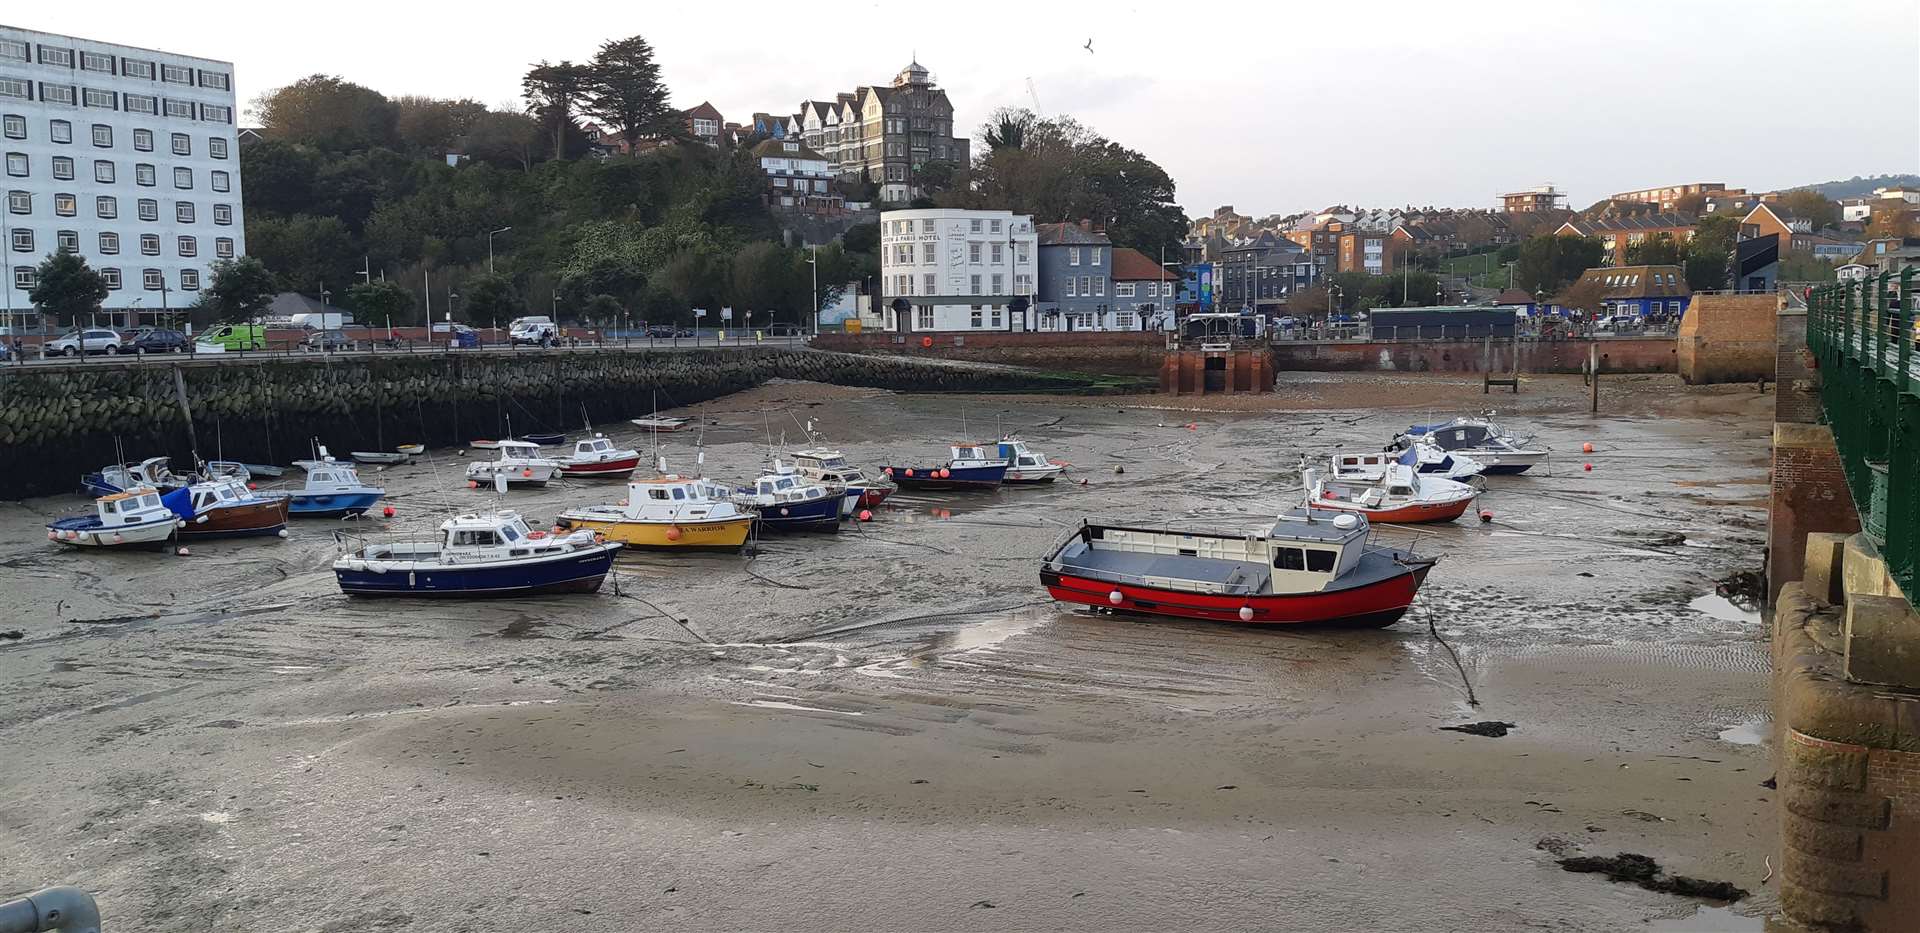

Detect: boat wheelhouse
[82, 456, 188, 497]
[48, 488, 183, 548]
[1040, 509, 1436, 626]
[332, 510, 622, 597]
[556, 473, 755, 550]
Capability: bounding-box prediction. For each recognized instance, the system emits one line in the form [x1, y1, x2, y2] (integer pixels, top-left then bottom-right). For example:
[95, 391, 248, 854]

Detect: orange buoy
[857, 509, 873, 522]
[521, 468, 533, 477]
[938, 468, 950, 478]
[905, 468, 915, 477]
[1582, 442, 1595, 453]
[1583, 462, 1593, 471]
[1478, 509, 1493, 523]
[1187, 423, 1196, 431]
[666, 527, 682, 541]
[882, 467, 894, 476]
[467, 480, 479, 488]
[382, 506, 396, 518]
[246, 482, 257, 490]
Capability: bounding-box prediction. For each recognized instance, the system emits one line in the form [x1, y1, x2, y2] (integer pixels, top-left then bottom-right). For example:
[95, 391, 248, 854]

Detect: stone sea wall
[0, 349, 1125, 499]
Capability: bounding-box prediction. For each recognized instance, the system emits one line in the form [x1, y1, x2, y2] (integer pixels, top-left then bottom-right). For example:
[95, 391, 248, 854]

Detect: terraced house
[794, 60, 968, 204]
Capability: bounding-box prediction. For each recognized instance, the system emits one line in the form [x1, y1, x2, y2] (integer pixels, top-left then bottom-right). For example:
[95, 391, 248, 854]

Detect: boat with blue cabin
[332, 510, 622, 597]
[82, 456, 188, 497]
[882, 444, 1009, 490]
[264, 451, 386, 517]
[734, 461, 843, 532]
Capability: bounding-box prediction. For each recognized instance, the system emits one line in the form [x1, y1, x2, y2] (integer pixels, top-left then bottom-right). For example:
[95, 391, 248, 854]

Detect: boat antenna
[580, 401, 594, 435]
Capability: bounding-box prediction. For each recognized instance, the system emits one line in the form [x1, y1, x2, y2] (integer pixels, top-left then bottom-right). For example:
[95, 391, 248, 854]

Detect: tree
[203, 257, 279, 321]
[981, 108, 1034, 152]
[1868, 207, 1916, 240]
[393, 96, 489, 154]
[463, 272, 521, 324]
[346, 280, 417, 326]
[254, 75, 398, 152]
[1692, 214, 1740, 255]
[246, 215, 359, 295]
[238, 141, 323, 217]
[1779, 253, 1838, 284]
[729, 242, 800, 319]
[1778, 189, 1841, 231]
[1625, 232, 1684, 266]
[464, 111, 540, 170]
[582, 36, 674, 152]
[842, 222, 880, 256]
[522, 60, 591, 160]
[28, 249, 108, 322]
[1514, 234, 1606, 293]
[584, 293, 625, 323]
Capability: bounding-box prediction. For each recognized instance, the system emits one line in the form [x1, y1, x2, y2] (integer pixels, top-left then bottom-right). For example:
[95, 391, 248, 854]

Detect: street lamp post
[806, 243, 819, 337]
[487, 227, 513, 274]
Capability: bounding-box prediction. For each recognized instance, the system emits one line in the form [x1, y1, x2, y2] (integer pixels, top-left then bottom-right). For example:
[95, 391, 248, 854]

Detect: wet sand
[0, 373, 1777, 931]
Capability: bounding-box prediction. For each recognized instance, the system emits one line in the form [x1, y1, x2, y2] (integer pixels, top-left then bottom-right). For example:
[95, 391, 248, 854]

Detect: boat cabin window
[1305, 549, 1337, 572]
[312, 471, 334, 483]
[500, 526, 520, 542]
[102, 499, 119, 514]
[1274, 547, 1305, 571]
[452, 530, 501, 547]
[648, 488, 670, 500]
[671, 487, 686, 500]
[757, 481, 773, 494]
[824, 457, 847, 468]
[1389, 485, 1413, 496]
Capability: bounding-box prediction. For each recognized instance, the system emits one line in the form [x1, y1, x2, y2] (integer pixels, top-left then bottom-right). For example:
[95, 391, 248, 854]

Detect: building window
[13, 267, 35, 289]
[969, 242, 981, 263]
[197, 70, 230, 91]
[4, 189, 26, 213]
[1070, 248, 1081, 266]
[80, 51, 115, 73]
[56, 229, 78, 251]
[99, 231, 119, 254]
[142, 268, 163, 289]
[38, 46, 74, 67]
[91, 124, 111, 147]
[93, 159, 113, 183]
[969, 219, 982, 233]
[139, 233, 159, 255]
[970, 309, 983, 328]
[177, 235, 196, 257]
[137, 198, 157, 221]
[969, 274, 981, 295]
[1, 114, 20, 139]
[921, 243, 935, 263]
[9, 228, 29, 252]
[101, 267, 120, 290]
[214, 236, 232, 258]
[4, 152, 24, 177]
[893, 243, 912, 264]
[95, 195, 115, 219]
[1116, 283, 1135, 298]
[124, 94, 156, 116]
[1091, 249, 1102, 266]
[163, 99, 193, 118]
[211, 170, 229, 192]
[83, 88, 116, 109]
[135, 163, 154, 186]
[0, 77, 27, 101]
[51, 156, 73, 180]
[1063, 277, 1076, 298]
[209, 137, 227, 159]
[915, 306, 933, 329]
[198, 103, 232, 124]
[173, 167, 191, 189]
[990, 243, 1003, 264]
[170, 133, 189, 156]
[1094, 277, 1105, 296]
[41, 84, 76, 107]
[212, 204, 231, 225]
[161, 64, 193, 85]
[991, 273, 1004, 293]
[54, 193, 75, 216]
[49, 120, 71, 144]
[121, 59, 154, 79]
[922, 273, 935, 294]
[0, 40, 27, 63]
[175, 202, 194, 223]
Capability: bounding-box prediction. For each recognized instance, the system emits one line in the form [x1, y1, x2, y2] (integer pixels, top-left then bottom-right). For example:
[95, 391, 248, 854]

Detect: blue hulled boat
[333, 510, 622, 597]
[733, 461, 842, 532]
[882, 443, 1009, 490]
[265, 451, 386, 517]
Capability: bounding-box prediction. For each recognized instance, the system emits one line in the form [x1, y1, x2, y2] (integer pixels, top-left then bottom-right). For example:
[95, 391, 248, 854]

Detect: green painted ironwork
[1806, 268, 1918, 603]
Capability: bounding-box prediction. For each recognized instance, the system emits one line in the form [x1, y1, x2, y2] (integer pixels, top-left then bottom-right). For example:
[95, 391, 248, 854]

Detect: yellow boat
[555, 475, 755, 552]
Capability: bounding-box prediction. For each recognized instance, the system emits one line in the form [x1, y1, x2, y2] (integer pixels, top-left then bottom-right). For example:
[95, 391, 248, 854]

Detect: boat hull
[556, 514, 754, 551]
[274, 491, 384, 518]
[178, 498, 290, 539]
[753, 496, 842, 532]
[521, 433, 567, 447]
[559, 454, 642, 478]
[1308, 496, 1475, 524]
[47, 515, 179, 549]
[1004, 467, 1061, 484]
[855, 486, 894, 509]
[885, 463, 1008, 490]
[1041, 561, 1434, 627]
[335, 545, 621, 597]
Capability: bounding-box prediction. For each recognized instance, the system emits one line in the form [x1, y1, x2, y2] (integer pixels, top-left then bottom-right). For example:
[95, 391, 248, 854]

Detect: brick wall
[1779, 728, 1920, 930]
[1270, 338, 1676, 375]
[1769, 424, 1863, 604]
[1679, 293, 1779, 383]
[812, 331, 1168, 376]
[1775, 310, 1824, 424]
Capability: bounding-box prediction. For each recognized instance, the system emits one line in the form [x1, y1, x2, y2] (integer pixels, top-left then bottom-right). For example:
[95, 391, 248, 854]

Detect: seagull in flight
[1083, 38, 1094, 54]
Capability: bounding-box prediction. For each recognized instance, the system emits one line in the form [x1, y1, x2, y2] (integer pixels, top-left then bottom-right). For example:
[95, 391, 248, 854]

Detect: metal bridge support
[0, 887, 102, 933]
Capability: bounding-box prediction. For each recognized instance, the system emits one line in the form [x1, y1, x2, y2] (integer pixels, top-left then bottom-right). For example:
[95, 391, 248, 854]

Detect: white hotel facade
[2, 24, 244, 327]
[878, 208, 1037, 333]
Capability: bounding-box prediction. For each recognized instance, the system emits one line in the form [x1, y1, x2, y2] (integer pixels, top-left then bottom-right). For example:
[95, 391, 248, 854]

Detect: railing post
[1900, 268, 1916, 394]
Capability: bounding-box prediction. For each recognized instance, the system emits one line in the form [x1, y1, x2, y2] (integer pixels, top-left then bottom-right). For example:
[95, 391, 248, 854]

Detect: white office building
[879, 208, 1037, 332]
[2, 25, 244, 327]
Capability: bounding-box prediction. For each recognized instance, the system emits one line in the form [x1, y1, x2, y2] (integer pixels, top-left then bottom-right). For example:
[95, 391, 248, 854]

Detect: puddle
[1689, 593, 1760, 623]
[1646, 905, 1763, 931]
[731, 699, 862, 716]
[939, 611, 1043, 653]
[1717, 715, 1769, 746]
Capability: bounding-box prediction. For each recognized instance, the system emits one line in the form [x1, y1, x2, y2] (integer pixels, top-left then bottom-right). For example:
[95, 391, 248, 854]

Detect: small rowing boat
[630, 416, 690, 432]
[351, 451, 410, 465]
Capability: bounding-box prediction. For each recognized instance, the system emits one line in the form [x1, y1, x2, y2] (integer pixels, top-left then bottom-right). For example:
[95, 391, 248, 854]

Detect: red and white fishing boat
[1305, 454, 1477, 524]
[1039, 509, 1437, 627]
[555, 434, 642, 479]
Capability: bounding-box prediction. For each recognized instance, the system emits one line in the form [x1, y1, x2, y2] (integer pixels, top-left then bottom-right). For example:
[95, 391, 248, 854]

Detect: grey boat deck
[1053, 539, 1270, 595]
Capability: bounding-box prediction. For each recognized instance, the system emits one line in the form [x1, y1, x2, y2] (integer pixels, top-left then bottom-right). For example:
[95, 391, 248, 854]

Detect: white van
[510, 316, 556, 345]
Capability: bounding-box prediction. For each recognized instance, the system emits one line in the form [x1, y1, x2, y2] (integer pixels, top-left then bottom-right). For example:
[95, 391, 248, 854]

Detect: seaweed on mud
[1715, 569, 1765, 612]
[1441, 721, 1515, 737]
[1556, 852, 1747, 902]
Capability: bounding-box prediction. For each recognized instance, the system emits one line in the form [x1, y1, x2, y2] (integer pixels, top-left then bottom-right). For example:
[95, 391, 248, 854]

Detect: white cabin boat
[1306, 455, 1478, 524]
[996, 437, 1065, 484]
[466, 440, 561, 488]
[48, 488, 183, 548]
[556, 434, 642, 479]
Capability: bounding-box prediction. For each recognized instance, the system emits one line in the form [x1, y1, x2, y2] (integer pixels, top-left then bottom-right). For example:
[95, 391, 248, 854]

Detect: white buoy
[1108, 590, 1124, 605]
[1239, 606, 1255, 621]
[277, 528, 290, 539]
[176, 546, 190, 556]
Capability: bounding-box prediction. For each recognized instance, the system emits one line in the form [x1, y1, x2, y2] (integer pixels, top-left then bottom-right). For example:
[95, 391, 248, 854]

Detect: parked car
[766, 323, 804, 337]
[46, 328, 123, 356]
[302, 329, 351, 351]
[646, 324, 693, 339]
[1595, 314, 1643, 334]
[121, 327, 190, 354]
[199, 323, 268, 351]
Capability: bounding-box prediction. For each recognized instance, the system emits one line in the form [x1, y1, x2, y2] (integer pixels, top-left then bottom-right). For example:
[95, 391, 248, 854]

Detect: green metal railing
[1806, 268, 1918, 603]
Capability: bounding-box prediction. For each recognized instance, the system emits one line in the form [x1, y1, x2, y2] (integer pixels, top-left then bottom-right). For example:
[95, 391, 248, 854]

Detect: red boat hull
[1041, 562, 1434, 627]
[559, 454, 642, 478]
[857, 488, 893, 509]
[1308, 496, 1474, 524]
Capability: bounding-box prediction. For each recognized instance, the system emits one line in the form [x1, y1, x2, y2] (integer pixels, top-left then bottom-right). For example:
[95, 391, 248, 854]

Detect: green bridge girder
[1807, 268, 1918, 604]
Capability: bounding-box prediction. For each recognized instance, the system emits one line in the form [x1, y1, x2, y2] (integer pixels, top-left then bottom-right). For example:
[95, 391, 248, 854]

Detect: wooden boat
[396, 444, 426, 456]
[82, 456, 188, 497]
[520, 432, 567, 447]
[882, 444, 1009, 490]
[629, 416, 690, 432]
[790, 447, 895, 511]
[1305, 455, 1477, 524]
[465, 441, 561, 488]
[1395, 414, 1549, 475]
[351, 451, 410, 465]
[1040, 509, 1436, 627]
[997, 437, 1065, 484]
[163, 477, 290, 539]
[47, 488, 183, 549]
[333, 510, 622, 597]
[262, 450, 386, 517]
[733, 461, 841, 532]
[557, 473, 756, 551]
[556, 435, 642, 479]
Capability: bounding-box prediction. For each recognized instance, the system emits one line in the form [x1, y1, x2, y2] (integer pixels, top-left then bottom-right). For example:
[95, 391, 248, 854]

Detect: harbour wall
[0, 349, 1125, 499]
[811, 332, 1680, 376]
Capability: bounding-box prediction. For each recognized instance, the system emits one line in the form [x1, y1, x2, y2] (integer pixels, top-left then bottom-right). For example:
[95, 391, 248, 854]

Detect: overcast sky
[17, 1, 1920, 217]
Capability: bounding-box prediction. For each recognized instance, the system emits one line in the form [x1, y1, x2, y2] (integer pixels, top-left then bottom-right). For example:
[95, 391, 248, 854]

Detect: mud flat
[0, 373, 1777, 931]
